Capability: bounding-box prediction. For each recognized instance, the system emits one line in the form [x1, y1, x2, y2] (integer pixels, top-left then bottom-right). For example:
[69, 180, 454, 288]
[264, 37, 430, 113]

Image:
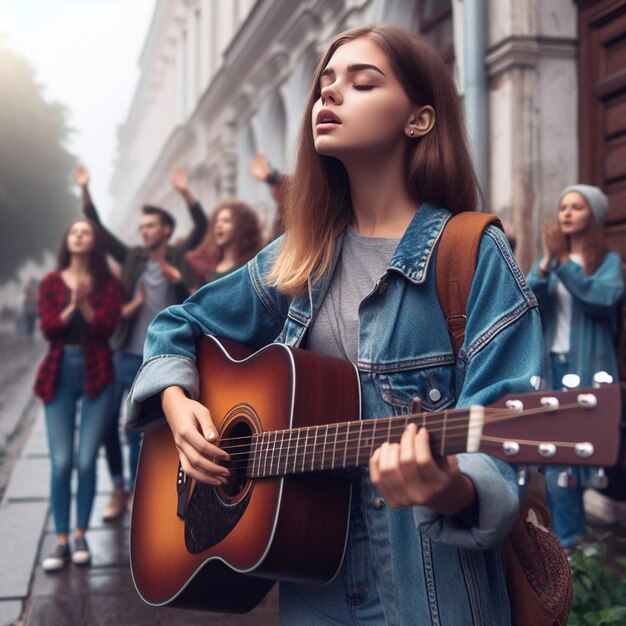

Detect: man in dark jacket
[75, 164, 207, 520]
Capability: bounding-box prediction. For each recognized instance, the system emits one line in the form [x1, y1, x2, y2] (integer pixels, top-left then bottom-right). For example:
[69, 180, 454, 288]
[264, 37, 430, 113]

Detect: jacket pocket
[380, 364, 456, 415]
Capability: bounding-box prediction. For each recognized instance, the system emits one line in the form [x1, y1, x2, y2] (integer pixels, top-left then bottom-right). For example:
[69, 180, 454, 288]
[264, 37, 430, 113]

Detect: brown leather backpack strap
[436, 212, 503, 359]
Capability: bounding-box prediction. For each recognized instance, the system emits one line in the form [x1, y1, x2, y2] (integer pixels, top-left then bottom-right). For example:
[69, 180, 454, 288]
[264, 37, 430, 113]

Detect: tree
[0, 45, 77, 283]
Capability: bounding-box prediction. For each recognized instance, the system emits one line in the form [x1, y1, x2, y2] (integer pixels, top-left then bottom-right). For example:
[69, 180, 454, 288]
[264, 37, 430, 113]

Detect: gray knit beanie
[559, 184, 609, 225]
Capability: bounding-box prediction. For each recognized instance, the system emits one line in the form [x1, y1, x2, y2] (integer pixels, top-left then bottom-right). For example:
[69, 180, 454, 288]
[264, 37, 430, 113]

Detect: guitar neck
[247, 409, 479, 479]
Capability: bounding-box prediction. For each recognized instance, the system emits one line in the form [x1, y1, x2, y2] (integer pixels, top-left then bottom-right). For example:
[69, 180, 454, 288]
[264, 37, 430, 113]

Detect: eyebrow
[320, 63, 386, 79]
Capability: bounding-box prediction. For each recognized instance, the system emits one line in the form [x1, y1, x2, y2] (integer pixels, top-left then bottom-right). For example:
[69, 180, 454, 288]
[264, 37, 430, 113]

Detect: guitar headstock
[480, 384, 622, 466]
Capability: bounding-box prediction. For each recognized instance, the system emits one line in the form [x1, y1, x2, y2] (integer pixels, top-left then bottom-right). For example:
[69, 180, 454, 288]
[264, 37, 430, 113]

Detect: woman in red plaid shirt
[34, 219, 123, 572]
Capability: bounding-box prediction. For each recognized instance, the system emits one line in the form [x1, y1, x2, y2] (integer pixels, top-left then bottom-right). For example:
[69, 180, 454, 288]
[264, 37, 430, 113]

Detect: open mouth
[316, 109, 342, 126]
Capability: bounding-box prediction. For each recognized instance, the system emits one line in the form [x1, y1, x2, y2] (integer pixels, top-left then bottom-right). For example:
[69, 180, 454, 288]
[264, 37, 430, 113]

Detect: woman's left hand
[369, 423, 476, 515]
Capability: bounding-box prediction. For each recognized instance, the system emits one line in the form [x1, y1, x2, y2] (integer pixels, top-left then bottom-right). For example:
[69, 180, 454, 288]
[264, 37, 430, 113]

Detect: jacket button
[378, 281, 388, 294]
[428, 388, 442, 403]
[373, 497, 385, 510]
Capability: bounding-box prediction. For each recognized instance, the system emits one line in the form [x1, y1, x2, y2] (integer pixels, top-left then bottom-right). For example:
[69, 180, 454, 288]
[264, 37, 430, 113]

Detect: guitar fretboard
[246, 411, 471, 478]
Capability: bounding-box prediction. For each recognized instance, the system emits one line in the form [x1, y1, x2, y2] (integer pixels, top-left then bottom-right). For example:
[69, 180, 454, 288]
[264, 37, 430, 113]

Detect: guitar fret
[440, 410, 448, 457]
[302, 428, 309, 474]
[292, 428, 299, 475]
[284, 429, 293, 477]
[387, 417, 392, 445]
[343, 423, 350, 468]
[332, 424, 339, 470]
[278, 430, 286, 476]
[320, 425, 329, 470]
[356, 422, 363, 466]
[311, 426, 319, 472]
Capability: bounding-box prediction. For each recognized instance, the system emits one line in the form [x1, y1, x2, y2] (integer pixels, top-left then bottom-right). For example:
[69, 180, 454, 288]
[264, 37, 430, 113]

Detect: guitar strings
[217, 402, 589, 471]
[214, 401, 588, 457]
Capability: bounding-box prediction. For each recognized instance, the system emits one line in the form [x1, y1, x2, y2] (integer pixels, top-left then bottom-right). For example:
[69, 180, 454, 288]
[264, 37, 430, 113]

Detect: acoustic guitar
[130, 335, 621, 613]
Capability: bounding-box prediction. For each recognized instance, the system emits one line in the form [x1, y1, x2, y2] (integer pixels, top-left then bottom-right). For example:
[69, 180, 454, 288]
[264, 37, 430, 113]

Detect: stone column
[486, 0, 578, 272]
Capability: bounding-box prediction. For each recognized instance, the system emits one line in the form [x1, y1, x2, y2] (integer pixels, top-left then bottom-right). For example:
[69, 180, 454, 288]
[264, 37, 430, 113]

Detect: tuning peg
[529, 375, 543, 391]
[557, 467, 578, 489]
[517, 467, 528, 487]
[587, 468, 609, 490]
[561, 374, 580, 391]
[593, 371, 613, 388]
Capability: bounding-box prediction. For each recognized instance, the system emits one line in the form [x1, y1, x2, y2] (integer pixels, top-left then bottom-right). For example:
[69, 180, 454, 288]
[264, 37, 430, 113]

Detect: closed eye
[354, 84, 375, 91]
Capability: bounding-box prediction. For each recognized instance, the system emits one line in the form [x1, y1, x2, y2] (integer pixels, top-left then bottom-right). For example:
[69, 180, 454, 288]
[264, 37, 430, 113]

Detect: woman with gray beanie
[527, 184, 624, 551]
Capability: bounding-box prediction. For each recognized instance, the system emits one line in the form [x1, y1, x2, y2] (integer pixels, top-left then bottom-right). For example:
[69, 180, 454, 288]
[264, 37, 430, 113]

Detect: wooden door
[578, 0, 626, 377]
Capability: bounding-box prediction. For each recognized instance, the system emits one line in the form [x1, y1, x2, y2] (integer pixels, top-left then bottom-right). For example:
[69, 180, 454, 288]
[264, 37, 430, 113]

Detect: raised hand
[248, 150, 273, 182]
[542, 220, 568, 263]
[74, 165, 90, 188]
[369, 423, 475, 515]
[171, 165, 188, 193]
[71, 276, 92, 305]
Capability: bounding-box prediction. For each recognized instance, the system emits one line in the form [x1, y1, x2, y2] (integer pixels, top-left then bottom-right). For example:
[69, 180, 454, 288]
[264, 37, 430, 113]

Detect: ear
[405, 105, 435, 139]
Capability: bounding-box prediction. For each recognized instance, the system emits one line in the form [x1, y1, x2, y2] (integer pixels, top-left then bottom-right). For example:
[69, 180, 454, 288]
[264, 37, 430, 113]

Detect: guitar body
[130, 336, 361, 612]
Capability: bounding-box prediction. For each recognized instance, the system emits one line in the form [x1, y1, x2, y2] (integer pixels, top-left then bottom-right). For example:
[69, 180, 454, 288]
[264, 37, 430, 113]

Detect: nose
[320, 82, 342, 106]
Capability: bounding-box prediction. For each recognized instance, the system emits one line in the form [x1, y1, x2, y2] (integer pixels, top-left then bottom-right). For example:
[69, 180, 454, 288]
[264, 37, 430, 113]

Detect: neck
[221, 244, 238, 267]
[67, 255, 90, 275]
[569, 234, 585, 255]
[246, 407, 480, 478]
[147, 242, 168, 261]
[343, 147, 417, 238]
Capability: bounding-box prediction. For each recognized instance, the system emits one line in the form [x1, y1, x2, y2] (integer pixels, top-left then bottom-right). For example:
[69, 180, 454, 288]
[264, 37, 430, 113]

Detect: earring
[410, 128, 415, 137]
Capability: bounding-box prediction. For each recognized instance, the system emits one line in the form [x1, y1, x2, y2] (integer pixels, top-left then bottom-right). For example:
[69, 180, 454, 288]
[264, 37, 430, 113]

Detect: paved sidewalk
[0, 344, 278, 625]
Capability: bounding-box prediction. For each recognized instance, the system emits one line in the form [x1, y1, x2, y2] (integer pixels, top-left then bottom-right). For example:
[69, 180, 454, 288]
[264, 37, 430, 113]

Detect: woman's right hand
[161, 386, 230, 486]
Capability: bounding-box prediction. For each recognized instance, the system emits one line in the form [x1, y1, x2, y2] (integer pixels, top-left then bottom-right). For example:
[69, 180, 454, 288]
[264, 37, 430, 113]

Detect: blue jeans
[44, 346, 113, 535]
[280, 496, 385, 624]
[545, 353, 586, 548]
[102, 351, 143, 491]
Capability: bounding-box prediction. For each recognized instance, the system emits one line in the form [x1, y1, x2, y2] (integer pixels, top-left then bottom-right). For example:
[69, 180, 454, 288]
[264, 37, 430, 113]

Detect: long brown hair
[57, 219, 115, 292]
[269, 24, 480, 294]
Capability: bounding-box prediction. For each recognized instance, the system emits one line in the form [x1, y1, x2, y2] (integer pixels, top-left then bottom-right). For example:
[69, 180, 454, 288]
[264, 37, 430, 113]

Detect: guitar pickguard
[184, 483, 252, 553]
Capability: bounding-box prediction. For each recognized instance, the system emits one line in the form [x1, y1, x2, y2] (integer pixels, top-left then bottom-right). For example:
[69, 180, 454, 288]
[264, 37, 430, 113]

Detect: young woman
[185, 199, 262, 290]
[34, 219, 123, 572]
[128, 25, 542, 624]
[527, 184, 624, 550]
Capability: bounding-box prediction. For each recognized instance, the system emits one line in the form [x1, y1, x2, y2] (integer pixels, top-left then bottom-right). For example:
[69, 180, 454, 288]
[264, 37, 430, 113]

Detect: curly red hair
[185, 200, 262, 288]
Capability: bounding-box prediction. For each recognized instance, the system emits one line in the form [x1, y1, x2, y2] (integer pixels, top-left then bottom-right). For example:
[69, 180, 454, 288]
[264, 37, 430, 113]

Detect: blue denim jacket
[128, 203, 543, 625]
[527, 252, 624, 388]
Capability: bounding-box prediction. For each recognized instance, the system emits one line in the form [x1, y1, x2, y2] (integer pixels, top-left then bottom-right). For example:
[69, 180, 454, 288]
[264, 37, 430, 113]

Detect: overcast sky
[0, 0, 156, 220]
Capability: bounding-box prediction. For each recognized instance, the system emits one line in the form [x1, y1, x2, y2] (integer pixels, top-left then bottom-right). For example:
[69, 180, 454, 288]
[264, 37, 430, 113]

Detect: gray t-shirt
[308, 226, 400, 362]
[124, 259, 174, 356]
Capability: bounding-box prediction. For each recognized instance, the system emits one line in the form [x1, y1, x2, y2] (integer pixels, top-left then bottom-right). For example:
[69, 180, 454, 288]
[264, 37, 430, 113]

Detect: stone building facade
[109, 0, 626, 273]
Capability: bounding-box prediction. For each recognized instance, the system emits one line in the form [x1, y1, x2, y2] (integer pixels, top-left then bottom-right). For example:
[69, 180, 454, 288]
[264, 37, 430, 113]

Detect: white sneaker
[42, 543, 70, 572]
[71, 536, 91, 566]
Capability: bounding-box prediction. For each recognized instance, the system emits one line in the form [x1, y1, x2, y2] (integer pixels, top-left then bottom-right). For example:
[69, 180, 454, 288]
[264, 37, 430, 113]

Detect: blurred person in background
[527, 184, 624, 551]
[75, 164, 206, 520]
[248, 149, 288, 241]
[34, 219, 123, 572]
[185, 199, 262, 291]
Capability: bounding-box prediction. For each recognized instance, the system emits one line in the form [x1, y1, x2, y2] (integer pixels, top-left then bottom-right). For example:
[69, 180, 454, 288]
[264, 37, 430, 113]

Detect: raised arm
[75, 165, 128, 263]
[171, 165, 207, 251]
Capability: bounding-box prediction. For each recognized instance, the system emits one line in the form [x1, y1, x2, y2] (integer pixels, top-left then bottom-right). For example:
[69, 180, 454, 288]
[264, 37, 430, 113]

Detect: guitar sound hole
[219, 420, 252, 501]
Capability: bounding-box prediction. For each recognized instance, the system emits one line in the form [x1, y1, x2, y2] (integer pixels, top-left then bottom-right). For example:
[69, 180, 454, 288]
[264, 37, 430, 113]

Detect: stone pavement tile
[0, 599, 22, 626]
[20, 413, 47, 459]
[3, 457, 49, 502]
[83, 591, 161, 626]
[0, 500, 48, 599]
[25, 595, 83, 626]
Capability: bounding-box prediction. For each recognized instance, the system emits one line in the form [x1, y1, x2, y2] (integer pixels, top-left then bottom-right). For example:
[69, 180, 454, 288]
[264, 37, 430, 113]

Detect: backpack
[436, 211, 573, 626]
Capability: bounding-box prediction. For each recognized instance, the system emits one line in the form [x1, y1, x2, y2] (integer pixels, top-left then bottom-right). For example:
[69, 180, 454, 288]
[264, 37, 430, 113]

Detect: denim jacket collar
[288, 202, 451, 326]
